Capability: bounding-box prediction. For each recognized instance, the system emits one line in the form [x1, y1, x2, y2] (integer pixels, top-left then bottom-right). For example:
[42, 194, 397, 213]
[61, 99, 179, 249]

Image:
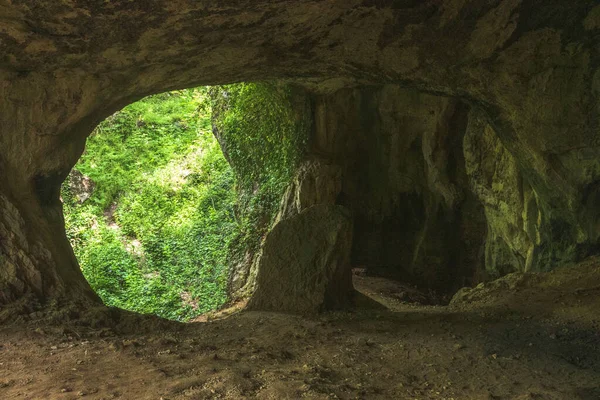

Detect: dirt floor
[1, 258, 600, 400]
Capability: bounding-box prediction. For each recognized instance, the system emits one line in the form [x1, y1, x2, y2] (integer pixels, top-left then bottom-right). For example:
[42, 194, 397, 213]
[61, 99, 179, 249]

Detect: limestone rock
[247, 205, 353, 313]
[463, 109, 534, 276]
[276, 159, 342, 222]
[310, 86, 488, 292]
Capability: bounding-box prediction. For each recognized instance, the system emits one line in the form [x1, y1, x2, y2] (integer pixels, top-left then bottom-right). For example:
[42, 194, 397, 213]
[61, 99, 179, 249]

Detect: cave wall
[266, 84, 600, 295]
[1, 0, 599, 307]
[248, 204, 354, 314]
[307, 86, 489, 292]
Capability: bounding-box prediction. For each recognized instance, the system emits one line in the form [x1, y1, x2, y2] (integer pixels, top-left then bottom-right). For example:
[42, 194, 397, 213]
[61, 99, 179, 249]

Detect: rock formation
[1, 1, 599, 310]
[248, 205, 353, 313]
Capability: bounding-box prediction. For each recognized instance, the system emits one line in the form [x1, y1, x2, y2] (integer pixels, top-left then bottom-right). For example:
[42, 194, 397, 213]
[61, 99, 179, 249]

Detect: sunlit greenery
[62, 83, 309, 321]
[210, 83, 310, 259]
[63, 89, 234, 321]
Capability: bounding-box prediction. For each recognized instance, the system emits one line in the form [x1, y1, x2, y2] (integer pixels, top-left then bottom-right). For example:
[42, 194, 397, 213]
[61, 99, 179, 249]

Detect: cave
[1, 1, 600, 398]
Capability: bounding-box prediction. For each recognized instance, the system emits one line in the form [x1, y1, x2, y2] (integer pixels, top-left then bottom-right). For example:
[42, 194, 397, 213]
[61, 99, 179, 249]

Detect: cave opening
[60, 87, 235, 321]
[59, 83, 308, 322]
[2, 2, 600, 397]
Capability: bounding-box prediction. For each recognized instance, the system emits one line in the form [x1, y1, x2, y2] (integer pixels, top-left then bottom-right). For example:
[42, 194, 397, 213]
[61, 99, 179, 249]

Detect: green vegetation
[62, 83, 309, 321]
[210, 83, 310, 260]
[63, 89, 235, 321]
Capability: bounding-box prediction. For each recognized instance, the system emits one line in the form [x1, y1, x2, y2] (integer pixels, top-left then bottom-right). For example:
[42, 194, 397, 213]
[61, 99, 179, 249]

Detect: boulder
[247, 205, 353, 313]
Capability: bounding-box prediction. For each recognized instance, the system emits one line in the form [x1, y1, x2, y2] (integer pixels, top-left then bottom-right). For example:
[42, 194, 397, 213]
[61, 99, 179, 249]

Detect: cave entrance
[60, 82, 309, 321]
[61, 87, 236, 322]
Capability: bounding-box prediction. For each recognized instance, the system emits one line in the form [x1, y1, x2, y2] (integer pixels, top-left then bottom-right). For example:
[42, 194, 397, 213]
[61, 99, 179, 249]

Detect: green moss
[62, 83, 310, 320]
[209, 83, 310, 259]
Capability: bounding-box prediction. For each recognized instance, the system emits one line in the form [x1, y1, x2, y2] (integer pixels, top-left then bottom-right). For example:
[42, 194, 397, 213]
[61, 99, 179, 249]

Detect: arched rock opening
[1, 0, 599, 314]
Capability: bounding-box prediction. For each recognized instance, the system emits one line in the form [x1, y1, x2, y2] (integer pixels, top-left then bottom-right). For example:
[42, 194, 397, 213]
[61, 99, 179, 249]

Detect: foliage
[209, 83, 310, 257]
[62, 82, 309, 321]
[62, 88, 235, 321]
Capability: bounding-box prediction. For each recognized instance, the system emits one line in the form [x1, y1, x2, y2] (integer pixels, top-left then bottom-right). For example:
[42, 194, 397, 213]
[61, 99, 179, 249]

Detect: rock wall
[264, 84, 600, 295]
[0, 183, 97, 306]
[307, 86, 488, 292]
[464, 109, 535, 277]
[247, 205, 353, 313]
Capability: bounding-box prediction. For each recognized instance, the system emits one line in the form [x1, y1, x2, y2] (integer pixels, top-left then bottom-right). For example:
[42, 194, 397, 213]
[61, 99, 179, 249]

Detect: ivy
[62, 88, 234, 321]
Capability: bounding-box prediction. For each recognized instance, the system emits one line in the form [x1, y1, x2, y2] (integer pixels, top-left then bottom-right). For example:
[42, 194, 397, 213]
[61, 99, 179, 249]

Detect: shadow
[577, 387, 600, 400]
[352, 290, 387, 310]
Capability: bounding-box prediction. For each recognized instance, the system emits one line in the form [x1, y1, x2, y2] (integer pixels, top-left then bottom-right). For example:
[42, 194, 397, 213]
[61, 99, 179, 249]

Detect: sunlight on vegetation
[62, 83, 309, 321]
[210, 84, 310, 262]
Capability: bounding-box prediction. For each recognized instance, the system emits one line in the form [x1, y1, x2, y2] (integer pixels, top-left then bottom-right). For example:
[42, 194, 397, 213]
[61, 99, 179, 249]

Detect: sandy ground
[1, 258, 600, 400]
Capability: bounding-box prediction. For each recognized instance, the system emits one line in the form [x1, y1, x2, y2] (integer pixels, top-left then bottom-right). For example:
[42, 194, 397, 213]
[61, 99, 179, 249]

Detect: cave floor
[2, 264, 600, 400]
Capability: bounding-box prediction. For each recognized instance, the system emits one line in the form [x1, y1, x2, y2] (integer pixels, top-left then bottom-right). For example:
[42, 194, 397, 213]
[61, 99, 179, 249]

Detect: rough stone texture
[464, 109, 535, 277]
[465, 107, 600, 277]
[247, 205, 353, 313]
[0, 0, 599, 305]
[0, 194, 43, 303]
[0, 177, 97, 306]
[275, 159, 342, 223]
[309, 86, 488, 292]
[290, 83, 599, 293]
[0, 193, 97, 305]
[228, 159, 343, 305]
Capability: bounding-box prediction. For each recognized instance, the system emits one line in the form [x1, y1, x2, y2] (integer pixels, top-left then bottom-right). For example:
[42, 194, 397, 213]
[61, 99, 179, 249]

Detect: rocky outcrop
[464, 109, 535, 277]
[241, 160, 347, 311]
[0, 194, 43, 303]
[247, 205, 353, 313]
[465, 107, 600, 278]
[265, 83, 600, 295]
[0, 190, 96, 306]
[0, 1, 599, 307]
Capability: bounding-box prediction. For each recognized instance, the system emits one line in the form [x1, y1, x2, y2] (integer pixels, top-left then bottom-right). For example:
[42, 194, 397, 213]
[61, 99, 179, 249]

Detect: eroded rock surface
[307, 86, 488, 292]
[256, 83, 599, 295]
[248, 205, 353, 313]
